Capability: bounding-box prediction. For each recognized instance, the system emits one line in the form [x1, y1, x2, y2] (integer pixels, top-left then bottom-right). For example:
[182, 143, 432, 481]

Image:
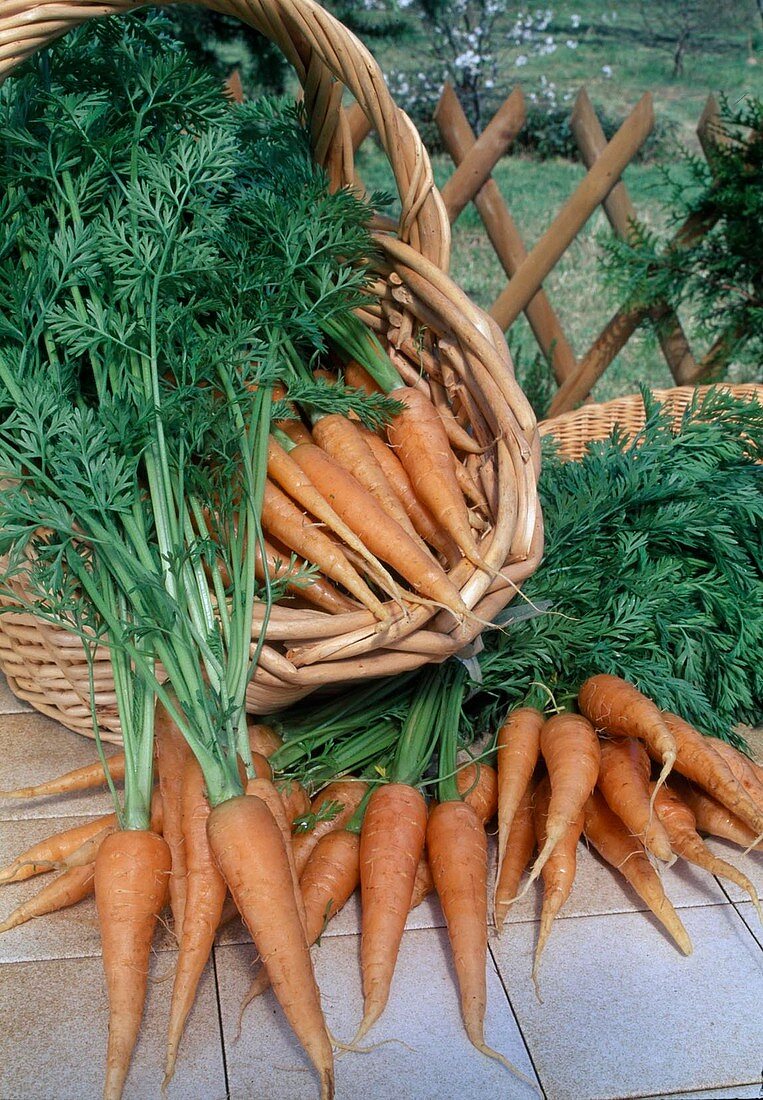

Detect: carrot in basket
[495, 707, 543, 901]
[293, 779, 369, 878]
[583, 790, 692, 955]
[578, 674, 676, 797]
[0, 863, 96, 934]
[386, 385, 485, 567]
[344, 359, 383, 396]
[242, 826, 361, 1008]
[671, 776, 762, 850]
[207, 795, 334, 1100]
[494, 780, 537, 930]
[163, 759, 227, 1089]
[532, 775, 584, 984]
[662, 712, 763, 837]
[95, 828, 172, 1100]
[354, 782, 428, 1043]
[0, 812, 117, 885]
[261, 478, 389, 620]
[357, 424, 461, 564]
[520, 713, 600, 897]
[650, 781, 763, 923]
[289, 443, 472, 618]
[597, 737, 673, 862]
[255, 534, 359, 615]
[0, 752, 126, 799]
[155, 697, 193, 938]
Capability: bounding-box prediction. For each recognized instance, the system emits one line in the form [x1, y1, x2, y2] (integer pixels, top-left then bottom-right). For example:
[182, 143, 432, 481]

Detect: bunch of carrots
[2, 671, 761, 1096]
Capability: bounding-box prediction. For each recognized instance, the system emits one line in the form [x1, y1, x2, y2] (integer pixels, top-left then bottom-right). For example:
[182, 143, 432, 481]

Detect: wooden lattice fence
[345, 85, 736, 415]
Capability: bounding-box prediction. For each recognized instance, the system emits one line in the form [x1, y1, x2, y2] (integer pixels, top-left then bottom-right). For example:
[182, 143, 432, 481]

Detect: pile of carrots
[1, 673, 761, 1097]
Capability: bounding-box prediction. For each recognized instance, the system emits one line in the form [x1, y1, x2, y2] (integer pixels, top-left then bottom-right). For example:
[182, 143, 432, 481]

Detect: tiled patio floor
[1, 678, 761, 1100]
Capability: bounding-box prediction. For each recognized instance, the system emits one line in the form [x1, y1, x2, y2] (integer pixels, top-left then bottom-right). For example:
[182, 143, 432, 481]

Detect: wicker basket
[0, 0, 543, 741]
[539, 383, 763, 461]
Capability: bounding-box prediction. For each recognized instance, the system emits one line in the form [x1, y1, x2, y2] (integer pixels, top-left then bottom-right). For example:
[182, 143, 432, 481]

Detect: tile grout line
[486, 940, 548, 1100]
[713, 876, 763, 952]
[211, 944, 232, 1100]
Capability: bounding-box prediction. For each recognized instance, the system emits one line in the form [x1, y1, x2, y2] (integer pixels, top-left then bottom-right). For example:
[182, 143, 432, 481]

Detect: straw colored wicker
[0, 0, 543, 741]
[539, 383, 763, 461]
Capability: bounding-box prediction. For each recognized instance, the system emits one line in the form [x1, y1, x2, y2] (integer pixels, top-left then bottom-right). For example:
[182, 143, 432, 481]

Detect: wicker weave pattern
[539, 384, 763, 461]
[0, 0, 543, 739]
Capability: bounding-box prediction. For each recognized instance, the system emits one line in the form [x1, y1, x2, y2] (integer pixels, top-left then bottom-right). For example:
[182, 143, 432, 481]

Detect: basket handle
[0, 0, 450, 270]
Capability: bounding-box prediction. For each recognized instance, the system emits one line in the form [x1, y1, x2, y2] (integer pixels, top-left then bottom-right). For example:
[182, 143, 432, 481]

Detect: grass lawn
[348, 0, 763, 410]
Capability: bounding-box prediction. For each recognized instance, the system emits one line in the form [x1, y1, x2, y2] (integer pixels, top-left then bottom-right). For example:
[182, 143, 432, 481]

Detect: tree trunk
[672, 30, 690, 78]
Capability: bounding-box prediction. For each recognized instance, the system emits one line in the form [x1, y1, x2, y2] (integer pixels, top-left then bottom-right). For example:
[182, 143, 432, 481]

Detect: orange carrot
[597, 737, 673, 862]
[261, 478, 388, 619]
[247, 722, 282, 758]
[495, 708, 544, 897]
[355, 783, 428, 1042]
[583, 790, 692, 955]
[245, 777, 307, 934]
[706, 738, 763, 809]
[387, 385, 484, 566]
[344, 359, 383, 396]
[290, 443, 471, 617]
[532, 776, 584, 983]
[242, 828, 361, 1007]
[0, 863, 95, 934]
[95, 828, 172, 1100]
[0, 752, 126, 799]
[410, 852, 435, 909]
[651, 782, 763, 922]
[456, 761, 499, 825]
[427, 799, 535, 1083]
[522, 714, 600, 895]
[207, 795, 334, 1099]
[494, 780, 537, 930]
[255, 534, 359, 615]
[356, 425, 461, 563]
[293, 780, 369, 878]
[280, 779, 311, 826]
[163, 759, 227, 1088]
[155, 697, 193, 938]
[672, 776, 761, 849]
[578, 675, 676, 795]
[662, 712, 763, 836]
[0, 812, 117, 885]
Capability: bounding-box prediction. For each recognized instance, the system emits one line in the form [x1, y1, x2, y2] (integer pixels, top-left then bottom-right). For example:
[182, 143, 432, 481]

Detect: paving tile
[0, 816, 180, 961]
[0, 671, 31, 713]
[640, 1085, 762, 1099]
[217, 927, 540, 1100]
[0, 711, 118, 820]
[491, 903, 763, 1100]
[733, 899, 763, 950]
[0, 952, 226, 1100]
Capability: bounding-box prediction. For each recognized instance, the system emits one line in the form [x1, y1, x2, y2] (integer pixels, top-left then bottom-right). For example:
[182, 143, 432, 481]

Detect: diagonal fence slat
[435, 83, 578, 383]
[571, 87, 698, 385]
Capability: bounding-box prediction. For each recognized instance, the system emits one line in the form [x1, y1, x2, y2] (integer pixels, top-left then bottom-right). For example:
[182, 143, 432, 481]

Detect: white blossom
[515, 54, 529, 66]
[601, 64, 613, 78]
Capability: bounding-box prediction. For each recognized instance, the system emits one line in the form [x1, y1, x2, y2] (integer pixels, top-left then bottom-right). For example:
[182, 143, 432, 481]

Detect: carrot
[344, 359, 383, 396]
[280, 778, 311, 826]
[356, 424, 461, 564]
[0, 752, 126, 799]
[578, 674, 676, 796]
[495, 708, 544, 901]
[293, 780, 369, 878]
[494, 780, 537, 931]
[651, 782, 763, 922]
[163, 759, 228, 1089]
[427, 799, 535, 1084]
[312, 413, 430, 549]
[410, 851, 435, 909]
[155, 697, 193, 938]
[277, 418, 313, 446]
[597, 737, 673, 862]
[261, 478, 389, 619]
[705, 737, 763, 809]
[207, 795, 334, 1099]
[290, 443, 471, 618]
[354, 782, 428, 1042]
[242, 827, 361, 1008]
[0, 812, 117, 885]
[672, 776, 762, 849]
[95, 828, 172, 1100]
[0, 863, 95, 934]
[386, 385, 484, 566]
[455, 761, 498, 825]
[532, 776, 584, 984]
[662, 712, 763, 836]
[255, 534, 359, 615]
[247, 722, 283, 758]
[245, 776, 307, 934]
[583, 790, 692, 955]
[521, 713, 600, 896]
